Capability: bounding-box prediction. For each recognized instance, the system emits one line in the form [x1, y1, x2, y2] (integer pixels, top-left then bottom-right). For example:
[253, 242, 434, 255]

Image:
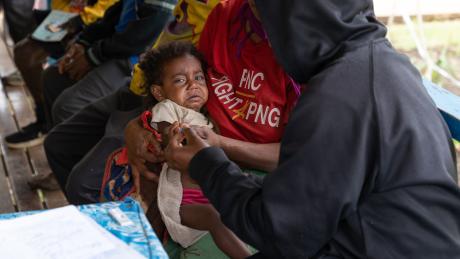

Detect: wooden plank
[0, 81, 20, 213]
[0, 152, 15, 213]
[6, 84, 67, 209]
[5, 85, 34, 128]
[2, 85, 43, 211]
[28, 145, 68, 209]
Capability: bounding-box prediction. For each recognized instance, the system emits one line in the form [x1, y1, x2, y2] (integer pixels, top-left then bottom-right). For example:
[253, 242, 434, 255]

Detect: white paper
[0, 206, 145, 259]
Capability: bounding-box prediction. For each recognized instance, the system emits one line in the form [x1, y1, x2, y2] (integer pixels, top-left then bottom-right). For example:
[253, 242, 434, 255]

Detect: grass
[386, 20, 460, 52]
[384, 19, 460, 91]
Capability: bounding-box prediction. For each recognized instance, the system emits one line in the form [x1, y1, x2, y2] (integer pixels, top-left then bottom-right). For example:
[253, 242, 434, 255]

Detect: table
[423, 79, 460, 141]
[0, 198, 168, 259]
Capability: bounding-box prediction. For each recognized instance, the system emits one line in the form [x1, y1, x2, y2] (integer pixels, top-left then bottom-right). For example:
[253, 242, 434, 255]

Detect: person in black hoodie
[163, 0, 460, 258]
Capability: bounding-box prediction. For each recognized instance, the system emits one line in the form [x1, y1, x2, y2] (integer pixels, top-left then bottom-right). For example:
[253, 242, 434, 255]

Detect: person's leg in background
[0, 0, 35, 86]
[44, 87, 142, 194]
[65, 108, 143, 204]
[43, 58, 132, 126]
[4, 8, 68, 148]
[1, 0, 35, 44]
[4, 39, 56, 148]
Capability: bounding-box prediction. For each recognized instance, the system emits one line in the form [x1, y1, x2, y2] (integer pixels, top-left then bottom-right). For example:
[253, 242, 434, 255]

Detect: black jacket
[77, 0, 175, 66]
[188, 0, 460, 258]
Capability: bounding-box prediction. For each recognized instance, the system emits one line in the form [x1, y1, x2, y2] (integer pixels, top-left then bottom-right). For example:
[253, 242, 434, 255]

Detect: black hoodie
[188, 0, 460, 258]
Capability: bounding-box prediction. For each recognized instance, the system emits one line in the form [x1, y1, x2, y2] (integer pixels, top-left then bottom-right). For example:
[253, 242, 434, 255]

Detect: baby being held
[139, 42, 251, 259]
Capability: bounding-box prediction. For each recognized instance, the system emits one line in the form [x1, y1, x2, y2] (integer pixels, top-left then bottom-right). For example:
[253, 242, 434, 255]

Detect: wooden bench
[0, 81, 68, 214]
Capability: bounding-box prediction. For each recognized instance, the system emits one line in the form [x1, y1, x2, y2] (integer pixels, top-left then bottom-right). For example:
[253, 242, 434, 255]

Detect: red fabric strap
[140, 110, 162, 141]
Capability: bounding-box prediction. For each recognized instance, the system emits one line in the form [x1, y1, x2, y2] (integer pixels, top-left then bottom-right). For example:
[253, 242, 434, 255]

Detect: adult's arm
[220, 137, 279, 172]
[185, 127, 280, 172]
[77, 1, 122, 47]
[124, 117, 164, 185]
[185, 66, 376, 257]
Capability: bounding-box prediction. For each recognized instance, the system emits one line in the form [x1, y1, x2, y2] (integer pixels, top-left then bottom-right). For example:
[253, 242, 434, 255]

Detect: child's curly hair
[139, 41, 208, 108]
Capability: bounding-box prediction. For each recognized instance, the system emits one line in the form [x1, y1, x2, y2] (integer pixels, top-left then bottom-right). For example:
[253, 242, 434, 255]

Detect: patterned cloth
[0, 198, 167, 259]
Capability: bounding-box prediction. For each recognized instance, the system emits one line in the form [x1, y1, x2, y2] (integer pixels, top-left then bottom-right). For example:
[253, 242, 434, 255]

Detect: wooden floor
[0, 81, 68, 214]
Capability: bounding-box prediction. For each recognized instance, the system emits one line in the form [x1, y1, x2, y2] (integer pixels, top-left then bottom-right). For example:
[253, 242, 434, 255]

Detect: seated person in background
[28, 0, 175, 190]
[5, 0, 118, 149]
[43, 0, 176, 126]
[6, 0, 174, 156]
[103, 42, 251, 259]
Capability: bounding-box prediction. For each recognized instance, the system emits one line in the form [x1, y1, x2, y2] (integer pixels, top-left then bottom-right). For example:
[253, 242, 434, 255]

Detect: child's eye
[195, 74, 205, 82]
[174, 78, 186, 85]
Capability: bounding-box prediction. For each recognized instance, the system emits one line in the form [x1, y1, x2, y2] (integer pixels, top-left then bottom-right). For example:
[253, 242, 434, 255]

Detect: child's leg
[180, 204, 252, 259]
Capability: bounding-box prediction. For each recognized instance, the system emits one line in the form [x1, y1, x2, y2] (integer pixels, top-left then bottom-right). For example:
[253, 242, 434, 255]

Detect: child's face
[152, 54, 208, 111]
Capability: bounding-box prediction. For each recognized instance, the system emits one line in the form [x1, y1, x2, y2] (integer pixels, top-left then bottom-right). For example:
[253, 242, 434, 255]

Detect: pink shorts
[181, 189, 209, 205]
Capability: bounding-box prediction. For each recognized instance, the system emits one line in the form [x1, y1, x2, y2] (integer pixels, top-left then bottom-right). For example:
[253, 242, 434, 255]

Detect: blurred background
[375, 0, 460, 95]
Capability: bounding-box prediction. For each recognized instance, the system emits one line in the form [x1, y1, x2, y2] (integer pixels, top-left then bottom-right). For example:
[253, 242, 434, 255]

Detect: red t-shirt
[199, 0, 298, 143]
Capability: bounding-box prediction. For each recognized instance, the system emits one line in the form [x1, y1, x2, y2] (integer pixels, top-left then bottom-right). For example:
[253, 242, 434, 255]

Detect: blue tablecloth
[0, 198, 168, 259]
[423, 79, 460, 141]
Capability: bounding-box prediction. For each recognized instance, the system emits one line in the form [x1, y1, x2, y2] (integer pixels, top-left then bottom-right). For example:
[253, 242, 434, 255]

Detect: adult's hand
[125, 118, 164, 191]
[58, 43, 85, 74]
[191, 125, 222, 147]
[65, 53, 93, 81]
[165, 123, 209, 173]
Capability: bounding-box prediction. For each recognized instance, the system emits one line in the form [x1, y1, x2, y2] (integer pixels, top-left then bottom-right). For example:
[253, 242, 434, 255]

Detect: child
[138, 41, 251, 259]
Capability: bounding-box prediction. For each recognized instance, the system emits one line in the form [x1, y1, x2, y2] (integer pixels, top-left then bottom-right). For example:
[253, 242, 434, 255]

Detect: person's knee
[65, 170, 86, 205]
[43, 130, 60, 159]
[65, 161, 101, 205]
[51, 94, 70, 124]
[14, 39, 35, 69]
[43, 66, 62, 110]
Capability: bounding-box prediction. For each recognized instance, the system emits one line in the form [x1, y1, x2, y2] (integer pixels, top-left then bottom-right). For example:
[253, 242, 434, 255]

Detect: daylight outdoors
[374, 0, 460, 174]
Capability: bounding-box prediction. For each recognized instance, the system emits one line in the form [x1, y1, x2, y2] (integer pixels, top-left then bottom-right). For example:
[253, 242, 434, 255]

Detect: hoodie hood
[255, 0, 387, 83]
